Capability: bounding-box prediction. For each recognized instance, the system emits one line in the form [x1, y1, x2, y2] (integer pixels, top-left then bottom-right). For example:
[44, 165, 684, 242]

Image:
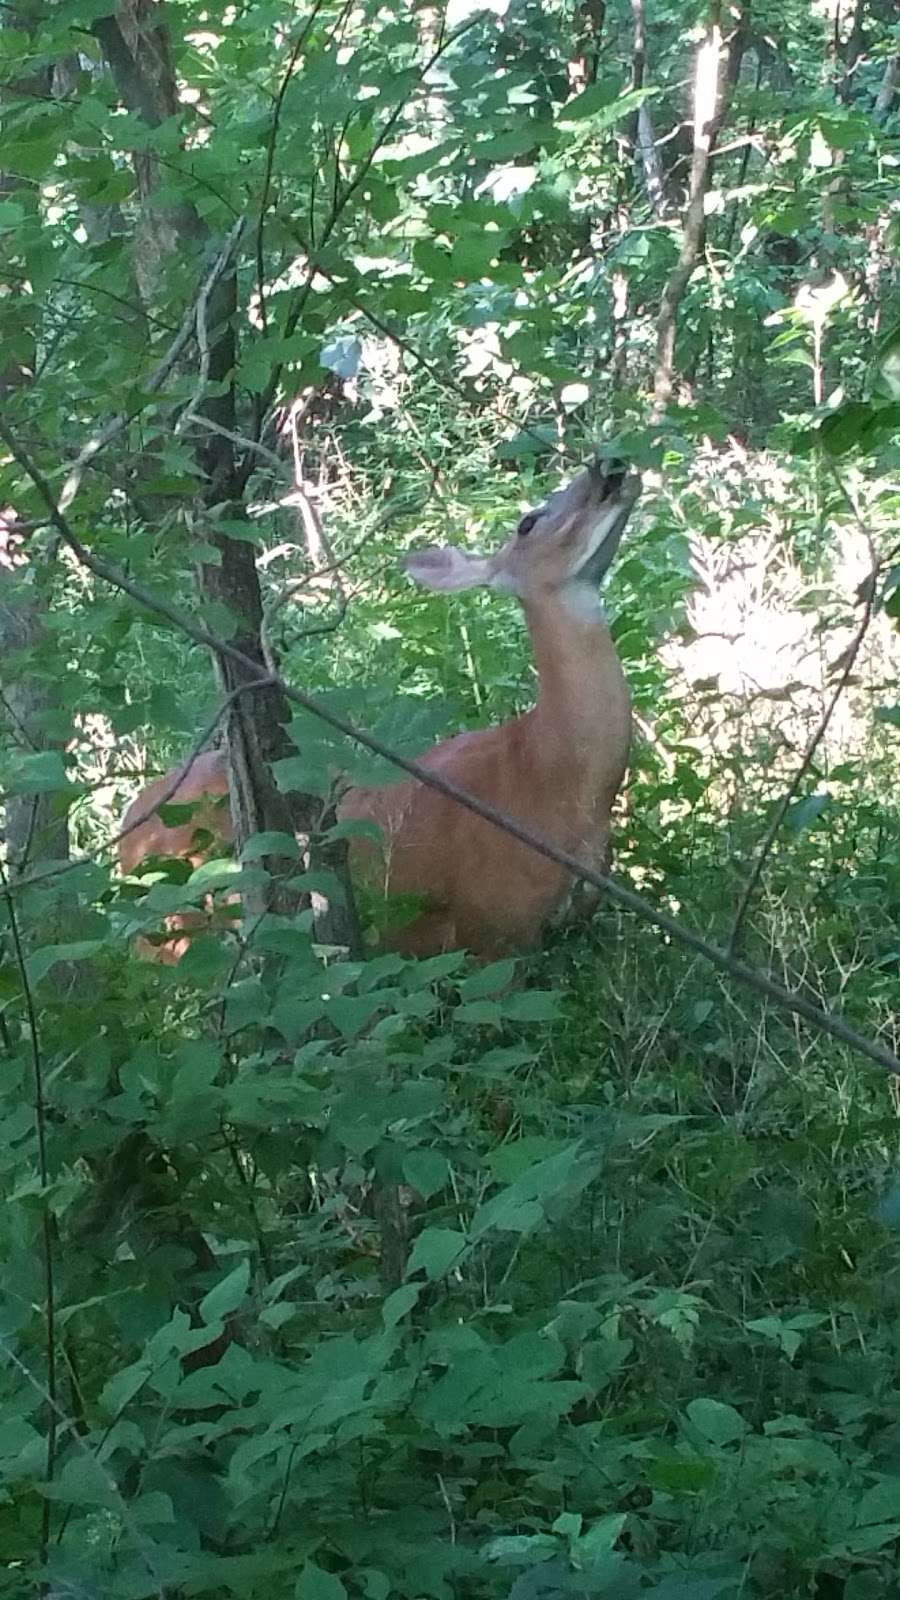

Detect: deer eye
[517, 512, 538, 538]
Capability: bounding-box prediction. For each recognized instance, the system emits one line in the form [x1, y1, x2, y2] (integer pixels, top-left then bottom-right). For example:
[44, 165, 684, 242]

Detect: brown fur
[118, 464, 638, 960]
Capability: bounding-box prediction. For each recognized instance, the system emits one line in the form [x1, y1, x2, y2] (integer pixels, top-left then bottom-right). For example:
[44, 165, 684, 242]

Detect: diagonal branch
[2, 416, 899, 1078]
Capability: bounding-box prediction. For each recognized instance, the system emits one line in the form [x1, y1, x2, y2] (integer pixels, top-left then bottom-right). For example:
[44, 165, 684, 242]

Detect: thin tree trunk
[652, 3, 742, 414]
[823, 0, 867, 232]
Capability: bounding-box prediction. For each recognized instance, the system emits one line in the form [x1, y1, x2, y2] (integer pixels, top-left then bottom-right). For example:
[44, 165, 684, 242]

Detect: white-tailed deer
[118, 460, 639, 960]
[118, 748, 236, 964]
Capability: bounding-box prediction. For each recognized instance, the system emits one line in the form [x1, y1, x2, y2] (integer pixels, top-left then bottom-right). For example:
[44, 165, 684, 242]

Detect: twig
[175, 222, 238, 436]
[303, 259, 569, 464]
[57, 217, 245, 513]
[728, 472, 880, 955]
[191, 413, 287, 474]
[3, 418, 899, 1078]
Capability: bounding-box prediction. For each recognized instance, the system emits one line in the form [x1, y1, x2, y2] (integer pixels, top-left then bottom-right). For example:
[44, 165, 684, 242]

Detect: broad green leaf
[27, 940, 106, 982]
[3, 750, 77, 794]
[685, 1397, 748, 1445]
[402, 1147, 449, 1199]
[382, 1282, 421, 1327]
[199, 1259, 250, 1325]
[458, 959, 517, 998]
[40, 1457, 118, 1509]
[406, 1226, 467, 1280]
[296, 1562, 348, 1600]
[557, 84, 656, 128]
[501, 988, 562, 1022]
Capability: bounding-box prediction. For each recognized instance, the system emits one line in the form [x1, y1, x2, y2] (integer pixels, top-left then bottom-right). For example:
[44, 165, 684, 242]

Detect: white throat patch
[560, 581, 606, 624]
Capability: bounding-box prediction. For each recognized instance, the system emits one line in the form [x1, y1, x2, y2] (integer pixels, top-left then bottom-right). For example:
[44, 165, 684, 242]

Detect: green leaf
[557, 84, 656, 128]
[406, 1226, 467, 1280]
[325, 994, 385, 1037]
[382, 1283, 421, 1327]
[454, 1000, 504, 1024]
[40, 1457, 118, 1509]
[199, 1259, 250, 1325]
[3, 750, 77, 795]
[501, 988, 562, 1022]
[450, 233, 502, 280]
[413, 239, 454, 281]
[402, 1147, 449, 1199]
[645, 1453, 716, 1493]
[745, 1313, 827, 1360]
[786, 793, 830, 833]
[577, 1513, 628, 1558]
[497, 425, 558, 459]
[296, 1562, 348, 1600]
[27, 941, 106, 983]
[458, 959, 517, 998]
[685, 1397, 748, 1445]
[241, 831, 303, 861]
[817, 403, 865, 454]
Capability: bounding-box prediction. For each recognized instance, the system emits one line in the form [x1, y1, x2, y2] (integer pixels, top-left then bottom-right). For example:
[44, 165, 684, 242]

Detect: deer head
[405, 459, 639, 609]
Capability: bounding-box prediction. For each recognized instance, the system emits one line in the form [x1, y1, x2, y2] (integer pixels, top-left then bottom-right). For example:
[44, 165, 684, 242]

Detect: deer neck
[523, 584, 625, 754]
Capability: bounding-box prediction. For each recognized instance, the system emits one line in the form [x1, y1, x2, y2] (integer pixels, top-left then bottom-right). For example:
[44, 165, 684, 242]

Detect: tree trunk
[94, 2, 360, 948]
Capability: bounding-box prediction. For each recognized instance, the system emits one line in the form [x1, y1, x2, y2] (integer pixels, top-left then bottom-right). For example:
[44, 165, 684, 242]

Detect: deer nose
[589, 456, 627, 499]
[590, 455, 626, 481]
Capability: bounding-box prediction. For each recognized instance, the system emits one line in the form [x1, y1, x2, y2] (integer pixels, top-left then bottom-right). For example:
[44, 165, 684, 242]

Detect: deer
[117, 459, 639, 961]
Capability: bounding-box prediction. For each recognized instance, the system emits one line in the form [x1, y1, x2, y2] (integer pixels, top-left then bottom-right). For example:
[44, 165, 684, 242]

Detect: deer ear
[404, 546, 493, 592]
